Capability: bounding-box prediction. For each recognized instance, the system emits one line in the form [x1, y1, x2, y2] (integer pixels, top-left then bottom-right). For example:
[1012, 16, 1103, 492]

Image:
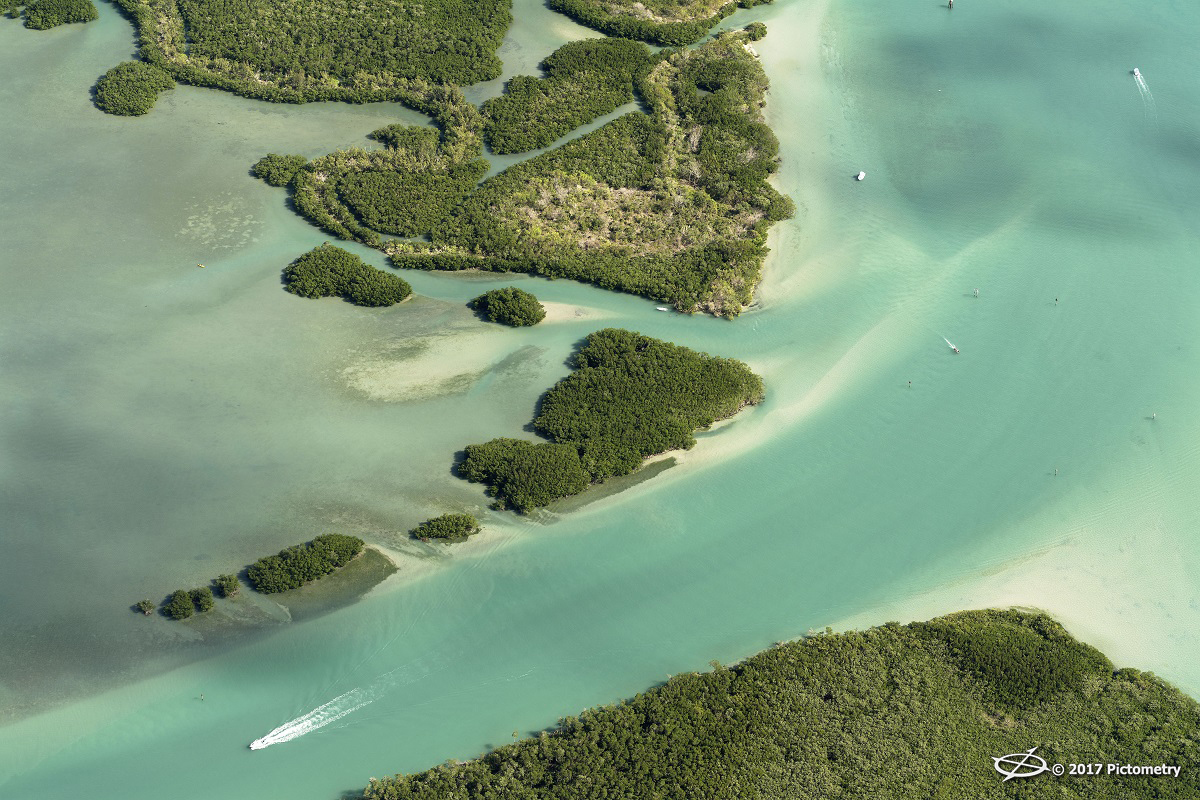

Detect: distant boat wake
[1133, 68, 1157, 122]
[248, 657, 437, 750]
[250, 688, 375, 750]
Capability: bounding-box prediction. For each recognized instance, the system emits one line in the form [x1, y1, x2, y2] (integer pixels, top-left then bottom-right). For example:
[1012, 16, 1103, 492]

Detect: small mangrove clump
[213, 574, 239, 598]
[283, 244, 412, 308]
[163, 590, 194, 620]
[21, 0, 97, 29]
[246, 533, 364, 594]
[252, 154, 308, 187]
[190, 587, 215, 613]
[134, 599, 155, 616]
[93, 61, 175, 116]
[469, 287, 546, 327]
[411, 513, 481, 541]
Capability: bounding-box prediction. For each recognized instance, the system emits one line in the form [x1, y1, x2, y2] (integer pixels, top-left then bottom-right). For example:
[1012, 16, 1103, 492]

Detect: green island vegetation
[189, 586, 215, 613]
[213, 573, 239, 598]
[105, 0, 510, 105]
[162, 590, 195, 620]
[275, 103, 489, 246]
[469, 287, 546, 327]
[11, 0, 97, 29]
[548, 0, 771, 46]
[460, 329, 762, 511]
[362, 610, 1200, 799]
[245, 533, 364, 594]
[145, 538, 364, 619]
[410, 513, 481, 541]
[251, 153, 308, 187]
[282, 243, 412, 307]
[384, 29, 794, 316]
[93, 61, 176, 116]
[481, 38, 650, 154]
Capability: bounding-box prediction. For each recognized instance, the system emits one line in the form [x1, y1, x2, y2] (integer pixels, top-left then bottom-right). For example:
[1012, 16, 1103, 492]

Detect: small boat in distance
[196, 263, 205, 268]
[1133, 67, 1141, 78]
[943, 336, 960, 354]
[855, 171, 866, 181]
[656, 306, 670, 312]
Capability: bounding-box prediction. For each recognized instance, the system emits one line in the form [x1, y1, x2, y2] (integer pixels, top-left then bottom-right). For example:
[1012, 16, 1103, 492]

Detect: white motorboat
[855, 171, 866, 181]
[656, 306, 670, 312]
[1133, 67, 1141, 78]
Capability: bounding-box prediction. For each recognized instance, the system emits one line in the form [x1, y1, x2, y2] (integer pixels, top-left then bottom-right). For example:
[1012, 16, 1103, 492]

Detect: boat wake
[249, 688, 375, 750]
[1132, 68, 1157, 122]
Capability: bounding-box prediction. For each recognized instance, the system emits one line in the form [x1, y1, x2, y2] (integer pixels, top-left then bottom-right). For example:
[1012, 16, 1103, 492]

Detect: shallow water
[2, 0, 1200, 796]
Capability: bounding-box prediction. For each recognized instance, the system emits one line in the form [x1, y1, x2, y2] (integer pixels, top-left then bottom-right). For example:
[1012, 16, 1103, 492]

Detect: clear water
[2, 0, 1199, 797]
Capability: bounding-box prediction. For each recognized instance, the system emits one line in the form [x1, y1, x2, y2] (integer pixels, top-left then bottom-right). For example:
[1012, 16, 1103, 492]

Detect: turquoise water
[2, 0, 1200, 797]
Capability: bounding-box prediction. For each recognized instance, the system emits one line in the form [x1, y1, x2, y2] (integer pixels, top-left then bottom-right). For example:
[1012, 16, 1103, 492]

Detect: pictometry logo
[993, 747, 1051, 782]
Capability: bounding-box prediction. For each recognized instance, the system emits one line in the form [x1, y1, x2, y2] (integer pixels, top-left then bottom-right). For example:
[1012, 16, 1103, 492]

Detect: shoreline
[827, 526, 1200, 699]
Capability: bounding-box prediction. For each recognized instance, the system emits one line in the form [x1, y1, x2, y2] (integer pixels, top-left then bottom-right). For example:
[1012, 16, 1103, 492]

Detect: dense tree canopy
[283, 244, 412, 307]
[108, 0, 511, 103]
[363, 610, 1200, 800]
[251, 27, 789, 315]
[469, 287, 546, 327]
[459, 439, 592, 512]
[245, 534, 364, 593]
[547, 0, 772, 46]
[410, 514, 481, 541]
[482, 38, 650, 154]
[387, 29, 793, 316]
[189, 586, 215, 613]
[536, 328, 763, 477]
[251, 154, 308, 187]
[163, 590, 194, 620]
[20, 0, 97, 29]
[285, 101, 488, 245]
[213, 574, 239, 598]
[459, 329, 762, 510]
[93, 61, 175, 116]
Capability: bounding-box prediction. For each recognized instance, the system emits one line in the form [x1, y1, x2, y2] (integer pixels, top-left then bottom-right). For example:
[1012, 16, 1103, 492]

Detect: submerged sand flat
[3, 0, 1200, 797]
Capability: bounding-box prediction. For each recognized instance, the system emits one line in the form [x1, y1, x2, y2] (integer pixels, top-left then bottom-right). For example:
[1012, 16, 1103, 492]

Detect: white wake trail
[1134, 70, 1157, 121]
[249, 688, 375, 750]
